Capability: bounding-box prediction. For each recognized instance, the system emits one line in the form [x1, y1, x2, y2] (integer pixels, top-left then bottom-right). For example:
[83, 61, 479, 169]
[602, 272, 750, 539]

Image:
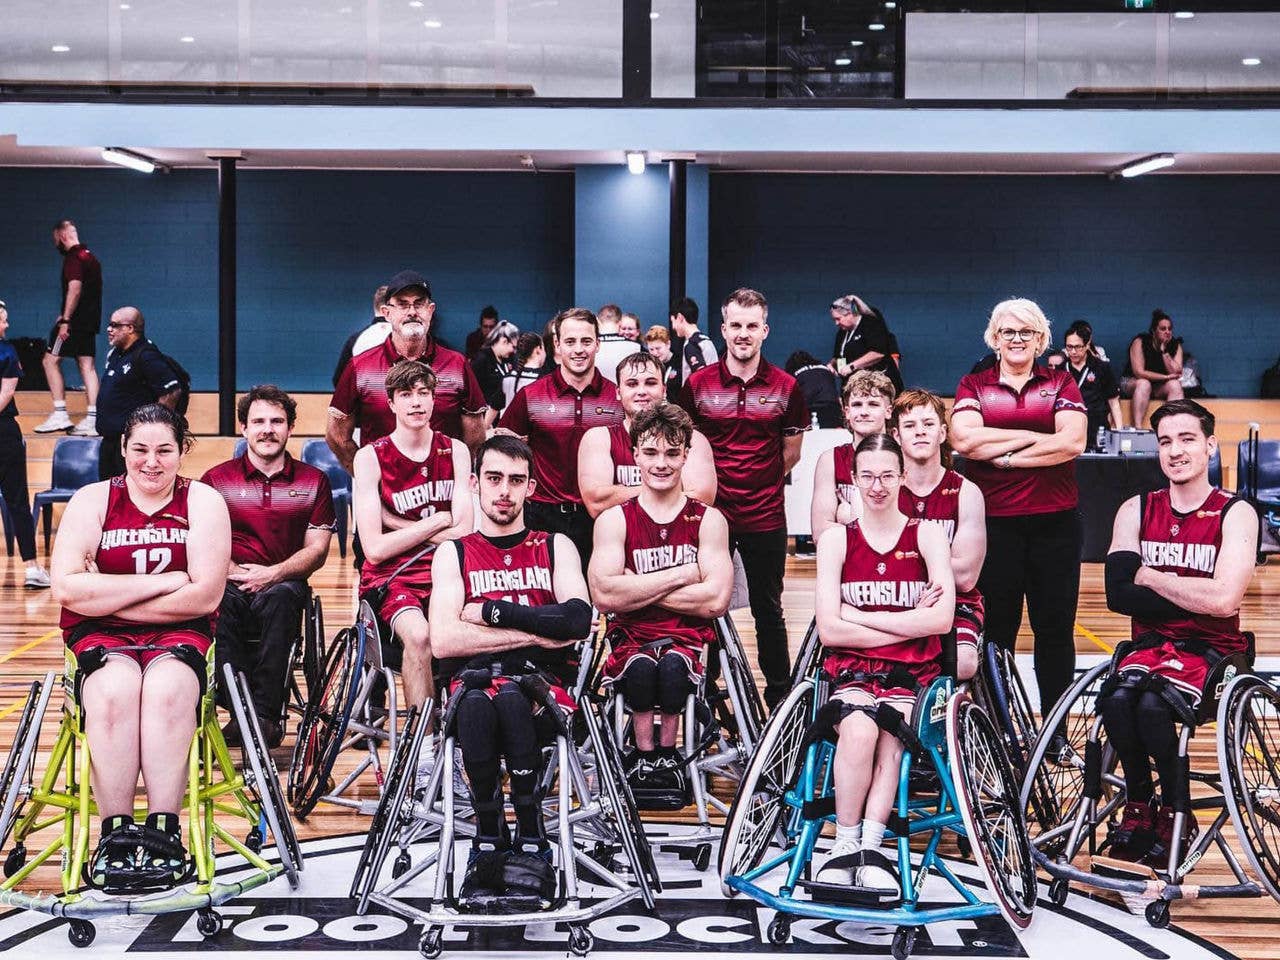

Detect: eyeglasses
[1063, 343, 1087, 352]
[106, 322, 133, 329]
[855, 472, 902, 488]
[998, 328, 1037, 342]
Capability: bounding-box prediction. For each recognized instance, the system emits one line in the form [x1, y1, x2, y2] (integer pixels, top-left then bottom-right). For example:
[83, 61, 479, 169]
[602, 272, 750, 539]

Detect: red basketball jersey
[899, 467, 984, 616]
[609, 497, 714, 646]
[832, 442, 858, 507]
[608, 422, 642, 488]
[823, 518, 942, 682]
[360, 432, 457, 590]
[1135, 488, 1249, 655]
[61, 476, 200, 636]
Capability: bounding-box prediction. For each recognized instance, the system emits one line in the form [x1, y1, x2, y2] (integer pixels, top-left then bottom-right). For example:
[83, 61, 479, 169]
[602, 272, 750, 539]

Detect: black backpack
[1263, 356, 1280, 399]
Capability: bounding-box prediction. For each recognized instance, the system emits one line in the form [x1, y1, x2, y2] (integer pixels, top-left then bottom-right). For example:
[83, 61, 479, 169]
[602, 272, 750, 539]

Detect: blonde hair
[842, 369, 895, 406]
[984, 298, 1052, 355]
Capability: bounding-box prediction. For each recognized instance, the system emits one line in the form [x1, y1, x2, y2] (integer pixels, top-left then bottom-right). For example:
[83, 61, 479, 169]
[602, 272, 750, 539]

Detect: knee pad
[457, 690, 499, 767]
[656, 653, 694, 715]
[617, 656, 659, 713]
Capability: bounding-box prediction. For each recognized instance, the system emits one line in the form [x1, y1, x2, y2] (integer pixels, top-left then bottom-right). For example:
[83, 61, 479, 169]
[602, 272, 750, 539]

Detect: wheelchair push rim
[1219, 673, 1280, 904]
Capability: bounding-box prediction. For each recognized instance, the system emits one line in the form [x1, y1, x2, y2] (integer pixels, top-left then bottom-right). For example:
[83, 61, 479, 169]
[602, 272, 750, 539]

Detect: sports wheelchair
[719, 625, 1036, 960]
[0, 649, 301, 947]
[587, 614, 767, 870]
[348, 656, 661, 959]
[1019, 635, 1280, 927]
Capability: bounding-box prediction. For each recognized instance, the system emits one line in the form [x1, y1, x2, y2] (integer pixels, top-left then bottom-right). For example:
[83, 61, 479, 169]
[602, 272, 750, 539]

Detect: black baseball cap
[385, 270, 432, 300]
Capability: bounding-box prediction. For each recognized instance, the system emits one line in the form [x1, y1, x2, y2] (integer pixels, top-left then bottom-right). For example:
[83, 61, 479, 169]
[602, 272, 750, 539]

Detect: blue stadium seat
[301, 438, 351, 558]
[32, 437, 101, 555]
[1237, 439, 1280, 506]
[1209, 446, 1222, 488]
[234, 438, 247, 458]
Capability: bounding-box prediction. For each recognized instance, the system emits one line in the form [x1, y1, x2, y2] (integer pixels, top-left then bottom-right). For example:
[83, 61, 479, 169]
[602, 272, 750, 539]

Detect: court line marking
[0, 628, 58, 667]
[1076, 622, 1114, 654]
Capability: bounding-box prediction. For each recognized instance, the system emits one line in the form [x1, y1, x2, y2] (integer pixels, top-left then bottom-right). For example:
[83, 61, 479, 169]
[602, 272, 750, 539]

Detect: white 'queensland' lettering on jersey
[841, 580, 926, 608]
[468, 565, 553, 596]
[100, 527, 189, 550]
[631, 543, 698, 574]
[391, 479, 454, 514]
[616, 464, 642, 487]
[1141, 540, 1217, 574]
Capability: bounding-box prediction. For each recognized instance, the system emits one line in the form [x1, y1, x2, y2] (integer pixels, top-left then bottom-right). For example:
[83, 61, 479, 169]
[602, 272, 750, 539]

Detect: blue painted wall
[709, 173, 1280, 397]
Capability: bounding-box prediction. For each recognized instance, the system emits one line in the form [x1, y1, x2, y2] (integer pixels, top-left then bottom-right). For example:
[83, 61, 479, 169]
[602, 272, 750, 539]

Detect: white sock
[85, 406, 96, 416]
[53, 401, 66, 411]
[25, 562, 39, 574]
[834, 822, 861, 849]
[861, 819, 887, 850]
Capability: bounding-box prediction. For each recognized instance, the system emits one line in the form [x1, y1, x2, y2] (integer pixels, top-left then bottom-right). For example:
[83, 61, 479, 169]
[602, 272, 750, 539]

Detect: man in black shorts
[36, 219, 102, 436]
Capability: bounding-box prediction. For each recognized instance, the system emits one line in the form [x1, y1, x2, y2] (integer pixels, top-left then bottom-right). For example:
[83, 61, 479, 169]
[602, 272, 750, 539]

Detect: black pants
[0, 420, 37, 561]
[615, 652, 694, 715]
[730, 527, 791, 709]
[977, 508, 1082, 718]
[524, 499, 594, 571]
[99, 432, 124, 481]
[214, 580, 310, 721]
[1097, 681, 1183, 806]
[456, 685, 546, 837]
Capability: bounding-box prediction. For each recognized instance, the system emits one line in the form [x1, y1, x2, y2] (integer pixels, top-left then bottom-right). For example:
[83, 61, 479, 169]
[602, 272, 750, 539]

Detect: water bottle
[1096, 426, 1108, 454]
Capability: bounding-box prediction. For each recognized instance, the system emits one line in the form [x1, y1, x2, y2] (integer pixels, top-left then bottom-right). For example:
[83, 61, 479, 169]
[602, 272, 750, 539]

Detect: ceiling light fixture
[409, 0, 423, 6]
[1243, 57, 1262, 66]
[849, 39, 864, 47]
[868, 20, 886, 31]
[180, 36, 195, 43]
[1116, 153, 1175, 178]
[834, 57, 852, 66]
[51, 44, 70, 53]
[423, 18, 442, 27]
[101, 147, 168, 174]
[626, 151, 646, 175]
[119, 2, 131, 8]
[1173, 10, 1194, 18]
[650, 10, 660, 18]
[884, 1, 897, 8]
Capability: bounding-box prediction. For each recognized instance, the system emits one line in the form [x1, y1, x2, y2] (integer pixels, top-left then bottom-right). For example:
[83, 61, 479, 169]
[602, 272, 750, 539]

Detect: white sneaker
[34, 410, 73, 433]
[24, 566, 51, 589]
[415, 750, 437, 800]
[856, 859, 899, 895]
[71, 418, 99, 437]
[814, 835, 861, 885]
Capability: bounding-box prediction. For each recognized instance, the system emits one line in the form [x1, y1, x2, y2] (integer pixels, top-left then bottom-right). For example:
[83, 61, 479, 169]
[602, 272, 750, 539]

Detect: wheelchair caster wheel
[692, 844, 711, 872]
[1145, 900, 1171, 929]
[392, 852, 412, 879]
[197, 910, 223, 938]
[3, 844, 26, 878]
[67, 920, 95, 948]
[245, 828, 263, 853]
[891, 926, 918, 960]
[766, 916, 791, 945]
[1049, 878, 1070, 907]
[568, 925, 594, 957]
[419, 926, 443, 959]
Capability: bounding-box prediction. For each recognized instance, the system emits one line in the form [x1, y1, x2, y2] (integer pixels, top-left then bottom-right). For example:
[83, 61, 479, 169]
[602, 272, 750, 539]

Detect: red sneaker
[1145, 805, 1198, 870]
[1108, 800, 1156, 862]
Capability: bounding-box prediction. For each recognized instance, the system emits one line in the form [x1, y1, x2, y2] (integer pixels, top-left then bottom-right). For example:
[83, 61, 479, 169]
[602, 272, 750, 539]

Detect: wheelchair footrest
[1090, 855, 1157, 882]
[456, 892, 555, 916]
[632, 786, 692, 811]
[799, 878, 903, 909]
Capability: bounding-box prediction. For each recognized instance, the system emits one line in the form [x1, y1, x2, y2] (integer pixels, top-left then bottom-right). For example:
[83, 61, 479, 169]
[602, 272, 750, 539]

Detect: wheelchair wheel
[0, 675, 54, 853]
[715, 616, 766, 741]
[947, 693, 1036, 930]
[1219, 674, 1280, 902]
[225, 665, 302, 886]
[787, 617, 822, 691]
[581, 696, 660, 908]
[981, 641, 1040, 774]
[717, 677, 814, 897]
[288, 622, 364, 818]
[350, 706, 425, 910]
[302, 595, 325, 692]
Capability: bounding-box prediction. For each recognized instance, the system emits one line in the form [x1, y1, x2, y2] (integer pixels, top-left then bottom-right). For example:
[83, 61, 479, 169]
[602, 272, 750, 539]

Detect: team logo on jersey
[1170, 524, 1180, 537]
[503, 554, 512, 566]
[915, 502, 925, 513]
[876, 562, 886, 574]
[289, 489, 302, 497]
[1197, 509, 1221, 518]
[659, 527, 668, 540]
[895, 550, 919, 560]
[421, 465, 431, 477]
[596, 407, 609, 415]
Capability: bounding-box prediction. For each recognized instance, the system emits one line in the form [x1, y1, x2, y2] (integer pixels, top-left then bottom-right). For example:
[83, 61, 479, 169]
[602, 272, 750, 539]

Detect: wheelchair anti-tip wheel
[718, 677, 815, 897]
[0, 677, 53, 856]
[289, 620, 364, 817]
[947, 693, 1036, 930]
[1219, 673, 1280, 903]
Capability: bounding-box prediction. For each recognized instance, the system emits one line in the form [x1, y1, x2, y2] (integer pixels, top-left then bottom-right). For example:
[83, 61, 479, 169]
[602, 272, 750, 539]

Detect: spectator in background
[619, 312, 641, 342]
[332, 285, 391, 387]
[670, 297, 715, 385]
[36, 219, 102, 437]
[785, 350, 842, 428]
[1122, 309, 1184, 427]
[643, 325, 678, 400]
[96, 307, 185, 481]
[471, 320, 519, 427]
[503, 331, 547, 409]
[0, 299, 50, 588]
[1055, 320, 1123, 449]
[464, 305, 500, 360]
[829, 293, 903, 394]
[596, 303, 633, 384]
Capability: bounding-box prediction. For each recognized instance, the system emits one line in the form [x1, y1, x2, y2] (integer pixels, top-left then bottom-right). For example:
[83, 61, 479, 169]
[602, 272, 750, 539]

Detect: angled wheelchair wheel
[715, 616, 766, 740]
[288, 622, 364, 818]
[0, 675, 54, 854]
[947, 693, 1036, 930]
[981, 641, 1040, 774]
[225, 664, 302, 886]
[787, 617, 822, 691]
[350, 706, 425, 910]
[1219, 674, 1280, 903]
[581, 696, 660, 909]
[718, 677, 814, 897]
[302, 595, 325, 692]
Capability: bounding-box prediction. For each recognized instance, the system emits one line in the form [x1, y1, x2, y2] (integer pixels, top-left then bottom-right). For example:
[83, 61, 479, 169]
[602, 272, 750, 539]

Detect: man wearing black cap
[328, 270, 487, 471]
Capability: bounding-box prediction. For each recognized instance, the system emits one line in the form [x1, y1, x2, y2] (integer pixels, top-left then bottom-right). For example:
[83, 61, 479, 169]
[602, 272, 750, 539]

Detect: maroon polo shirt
[202, 453, 337, 566]
[498, 367, 622, 506]
[953, 363, 1087, 517]
[330, 334, 486, 445]
[677, 356, 810, 533]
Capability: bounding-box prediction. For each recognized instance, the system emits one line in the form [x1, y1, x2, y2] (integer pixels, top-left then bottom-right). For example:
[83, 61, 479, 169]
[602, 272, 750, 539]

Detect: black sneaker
[90, 823, 143, 892]
[459, 835, 509, 905]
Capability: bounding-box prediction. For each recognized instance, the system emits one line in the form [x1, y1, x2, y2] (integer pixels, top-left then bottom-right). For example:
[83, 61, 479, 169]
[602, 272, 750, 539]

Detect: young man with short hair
[594, 302, 633, 385]
[670, 297, 715, 386]
[810, 369, 896, 542]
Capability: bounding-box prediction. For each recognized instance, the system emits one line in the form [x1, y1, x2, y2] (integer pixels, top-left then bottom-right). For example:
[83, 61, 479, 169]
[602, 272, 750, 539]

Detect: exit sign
[1124, 0, 1154, 8]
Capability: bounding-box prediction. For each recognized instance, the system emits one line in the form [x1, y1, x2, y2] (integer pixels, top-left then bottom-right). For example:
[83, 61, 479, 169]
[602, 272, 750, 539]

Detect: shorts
[1117, 641, 1212, 705]
[599, 631, 705, 687]
[47, 322, 97, 359]
[374, 576, 430, 634]
[447, 674, 577, 715]
[954, 589, 984, 649]
[68, 627, 212, 671]
[822, 650, 939, 702]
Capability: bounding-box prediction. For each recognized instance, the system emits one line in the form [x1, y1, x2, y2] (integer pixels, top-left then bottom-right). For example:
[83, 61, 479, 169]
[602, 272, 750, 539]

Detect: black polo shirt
[0, 342, 21, 419]
[98, 338, 180, 435]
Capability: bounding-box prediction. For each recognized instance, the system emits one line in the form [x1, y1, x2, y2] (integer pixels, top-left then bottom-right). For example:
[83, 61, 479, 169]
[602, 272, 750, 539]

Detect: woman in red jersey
[814, 434, 954, 898]
[51, 404, 231, 892]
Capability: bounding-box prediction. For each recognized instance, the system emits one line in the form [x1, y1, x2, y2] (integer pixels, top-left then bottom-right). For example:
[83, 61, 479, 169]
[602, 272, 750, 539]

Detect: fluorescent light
[101, 147, 162, 174]
[119, 2, 130, 8]
[180, 36, 195, 43]
[834, 57, 852, 66]
[625, 151, 646, 175]
[849, 40, 864, 47]
[1243, 57, 1262, 66]
[1118, 153, 1175, 178]
[650, 10, 660, 18]
[423, 18, 442, 27]
[1173, 10, 1194, 18]
[50, 44, 70, 53]
[868, 21, 886, 31]
[409, 0, 423, 6]
[884, 1, 897, 7]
